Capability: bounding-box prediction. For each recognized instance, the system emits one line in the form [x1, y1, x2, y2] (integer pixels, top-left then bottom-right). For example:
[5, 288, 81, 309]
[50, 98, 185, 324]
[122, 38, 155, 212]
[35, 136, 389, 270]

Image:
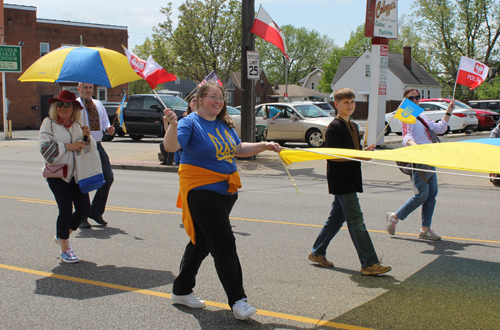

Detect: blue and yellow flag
[394, 98, 424, 124]
[116, 93, 127, 134]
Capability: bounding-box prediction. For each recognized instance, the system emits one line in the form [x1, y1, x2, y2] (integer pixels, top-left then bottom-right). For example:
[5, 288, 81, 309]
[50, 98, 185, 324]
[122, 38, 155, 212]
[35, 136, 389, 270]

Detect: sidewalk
[2, 129, 489, 175]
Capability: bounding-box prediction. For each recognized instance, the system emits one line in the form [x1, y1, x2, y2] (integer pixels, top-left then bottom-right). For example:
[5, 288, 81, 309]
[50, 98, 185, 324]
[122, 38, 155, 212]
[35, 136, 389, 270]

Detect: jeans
[172, 190, 245, 308]
[396, 170, 438, 228]
[311, 193, 379, 268]
[48, 177, 90, 239]
[91, 142, 113, 217]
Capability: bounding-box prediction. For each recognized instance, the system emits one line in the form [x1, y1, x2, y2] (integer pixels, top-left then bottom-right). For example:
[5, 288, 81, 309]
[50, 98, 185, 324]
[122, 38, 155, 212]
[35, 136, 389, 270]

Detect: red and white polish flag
[123, 47, 177, 89]
[250, 5, 289, 60]
[456, 56, 489, 90]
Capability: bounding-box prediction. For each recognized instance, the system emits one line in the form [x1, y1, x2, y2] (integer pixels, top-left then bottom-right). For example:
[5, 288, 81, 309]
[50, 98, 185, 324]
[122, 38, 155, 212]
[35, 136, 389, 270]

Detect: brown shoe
[361, 263, 392, 276]
[308, 252, 334, 268]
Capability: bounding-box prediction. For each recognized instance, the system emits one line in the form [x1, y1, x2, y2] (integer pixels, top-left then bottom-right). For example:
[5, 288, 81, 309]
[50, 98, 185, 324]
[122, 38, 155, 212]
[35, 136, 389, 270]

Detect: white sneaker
[232, 298, 257, 320]
[171, 292, 206, 308]
[386, 212, 398, 235]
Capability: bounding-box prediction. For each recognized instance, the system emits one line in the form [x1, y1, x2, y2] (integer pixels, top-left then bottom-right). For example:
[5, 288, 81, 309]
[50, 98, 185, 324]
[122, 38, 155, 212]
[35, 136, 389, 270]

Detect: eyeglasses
[206, 95, 225, 102]
[56, 101, 73, 108]
[407, 96, 420, 102]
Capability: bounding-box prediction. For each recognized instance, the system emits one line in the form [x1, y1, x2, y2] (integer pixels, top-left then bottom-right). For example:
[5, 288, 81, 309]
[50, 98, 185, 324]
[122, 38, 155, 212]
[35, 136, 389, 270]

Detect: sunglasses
[407, 96, 420, 102]
[56, 101, 73, 108]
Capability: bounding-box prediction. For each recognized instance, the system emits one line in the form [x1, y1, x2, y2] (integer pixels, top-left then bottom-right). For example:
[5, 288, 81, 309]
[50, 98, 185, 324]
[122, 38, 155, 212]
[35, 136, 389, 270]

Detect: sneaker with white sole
[419, 229, 441, 241]
[171, 292, 206, 308]
[386, 212, 398, 235]
[60, 249, 79, 263]
[232, 298, 257, 320]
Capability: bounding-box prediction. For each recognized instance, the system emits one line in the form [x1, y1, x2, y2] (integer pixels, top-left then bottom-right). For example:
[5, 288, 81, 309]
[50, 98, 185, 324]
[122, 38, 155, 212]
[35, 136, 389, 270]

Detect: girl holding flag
[386, 88, 455, 241]
[163, 82, 280, 320]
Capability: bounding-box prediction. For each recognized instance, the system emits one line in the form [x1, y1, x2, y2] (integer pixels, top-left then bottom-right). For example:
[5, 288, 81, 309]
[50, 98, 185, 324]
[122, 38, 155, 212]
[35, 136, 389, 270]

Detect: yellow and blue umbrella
[18, 46, 142, 88]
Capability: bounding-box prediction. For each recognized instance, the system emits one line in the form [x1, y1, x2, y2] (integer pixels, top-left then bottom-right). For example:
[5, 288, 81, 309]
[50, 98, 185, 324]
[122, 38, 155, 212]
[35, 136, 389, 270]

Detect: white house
[331, 46, 442, 101]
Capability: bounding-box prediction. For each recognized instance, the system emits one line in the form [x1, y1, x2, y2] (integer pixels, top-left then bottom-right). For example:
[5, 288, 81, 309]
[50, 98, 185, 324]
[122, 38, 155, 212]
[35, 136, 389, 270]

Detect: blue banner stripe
[459, 138, 500, 146]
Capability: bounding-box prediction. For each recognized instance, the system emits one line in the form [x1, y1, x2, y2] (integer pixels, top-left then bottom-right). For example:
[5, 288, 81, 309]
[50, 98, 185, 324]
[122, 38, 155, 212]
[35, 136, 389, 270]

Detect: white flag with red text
[456, 56, 489, 90]
[250, 5, 289, 60]
[123, 47, 177, 89]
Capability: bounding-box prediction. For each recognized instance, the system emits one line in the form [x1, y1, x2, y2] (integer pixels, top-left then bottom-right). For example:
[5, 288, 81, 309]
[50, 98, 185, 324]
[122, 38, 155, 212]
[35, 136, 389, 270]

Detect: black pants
[159, 142, 174, 165]
[172, 190, 246, 307]
[48, 177, 90, 240]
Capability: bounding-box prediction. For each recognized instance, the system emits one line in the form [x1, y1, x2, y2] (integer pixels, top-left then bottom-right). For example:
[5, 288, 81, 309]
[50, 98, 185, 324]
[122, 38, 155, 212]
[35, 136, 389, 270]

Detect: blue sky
[13, 0, 411, 50]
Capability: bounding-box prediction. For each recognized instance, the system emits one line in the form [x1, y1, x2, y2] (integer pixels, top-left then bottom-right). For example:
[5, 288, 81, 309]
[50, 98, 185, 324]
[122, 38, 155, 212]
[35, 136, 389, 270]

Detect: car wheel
[130, 134, 144, 141]
[491, 174, 500, 187]
[384, 122, 391, 136]
[101, 133, 115, 142]
[306, 129, 325, 148]
[396, 132, 402, 136]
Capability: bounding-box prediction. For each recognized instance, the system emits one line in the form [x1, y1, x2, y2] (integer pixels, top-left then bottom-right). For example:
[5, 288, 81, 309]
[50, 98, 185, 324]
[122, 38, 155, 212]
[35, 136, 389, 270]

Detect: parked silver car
[232, 102, 363, 147]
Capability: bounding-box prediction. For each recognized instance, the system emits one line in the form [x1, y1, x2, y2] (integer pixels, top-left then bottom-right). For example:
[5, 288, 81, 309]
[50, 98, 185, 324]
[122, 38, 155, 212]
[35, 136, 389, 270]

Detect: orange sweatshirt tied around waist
[176, 164, 242, 244]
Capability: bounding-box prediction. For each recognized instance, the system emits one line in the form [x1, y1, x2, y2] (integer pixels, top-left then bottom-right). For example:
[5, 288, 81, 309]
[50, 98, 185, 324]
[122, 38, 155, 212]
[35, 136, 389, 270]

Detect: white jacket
[39, 117, 96, 182]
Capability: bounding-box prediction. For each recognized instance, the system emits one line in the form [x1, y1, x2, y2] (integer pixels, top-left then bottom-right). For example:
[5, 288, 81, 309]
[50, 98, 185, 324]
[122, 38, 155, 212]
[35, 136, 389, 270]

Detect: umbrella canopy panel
[19, 46, 142, 88]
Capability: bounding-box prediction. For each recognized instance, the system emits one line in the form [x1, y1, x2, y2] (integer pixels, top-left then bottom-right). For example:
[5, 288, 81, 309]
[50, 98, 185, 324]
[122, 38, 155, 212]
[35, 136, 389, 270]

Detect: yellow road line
[2, 195, 500, 244]
[0, 263, 373, 330]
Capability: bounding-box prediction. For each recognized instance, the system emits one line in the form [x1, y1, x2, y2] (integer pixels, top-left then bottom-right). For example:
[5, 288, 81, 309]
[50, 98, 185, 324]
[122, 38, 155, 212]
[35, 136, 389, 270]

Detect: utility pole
[240, 0, 255, 158]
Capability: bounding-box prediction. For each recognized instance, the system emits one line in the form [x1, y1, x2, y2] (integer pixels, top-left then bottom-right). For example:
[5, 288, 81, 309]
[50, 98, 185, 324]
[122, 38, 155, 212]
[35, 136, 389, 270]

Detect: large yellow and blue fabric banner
[279, 138, 500, 174]
[393, 98, 424, 124]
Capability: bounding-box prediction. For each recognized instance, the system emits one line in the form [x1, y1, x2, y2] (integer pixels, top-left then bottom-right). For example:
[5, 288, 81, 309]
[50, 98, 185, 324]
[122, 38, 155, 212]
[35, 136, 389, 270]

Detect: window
[365, 65, 370, 77]
[225, 92, 232, 104]
[144, 97, 159, 110]
[175, 77, 180, 84]
[40, 43, 49, 57]
[311, 83, 315, 90]
[255, 95, 261, 104]
[97, 87, 107, 101]
[428, 90, 431, 99]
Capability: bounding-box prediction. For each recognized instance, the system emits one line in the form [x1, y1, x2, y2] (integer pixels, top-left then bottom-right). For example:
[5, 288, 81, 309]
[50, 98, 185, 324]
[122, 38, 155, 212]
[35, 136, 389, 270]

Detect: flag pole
[373, 99, 404, 145]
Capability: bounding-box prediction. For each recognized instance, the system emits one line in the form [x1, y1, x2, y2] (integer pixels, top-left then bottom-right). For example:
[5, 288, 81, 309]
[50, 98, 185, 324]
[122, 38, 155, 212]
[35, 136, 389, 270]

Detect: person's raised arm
[235, 142, 280, 158]
[163, 108, 181, 152]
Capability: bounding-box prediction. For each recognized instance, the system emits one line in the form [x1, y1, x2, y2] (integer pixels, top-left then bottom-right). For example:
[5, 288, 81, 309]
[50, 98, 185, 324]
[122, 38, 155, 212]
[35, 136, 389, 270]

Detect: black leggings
[172, 189, 246, 307]
[47, 177, 90, 240]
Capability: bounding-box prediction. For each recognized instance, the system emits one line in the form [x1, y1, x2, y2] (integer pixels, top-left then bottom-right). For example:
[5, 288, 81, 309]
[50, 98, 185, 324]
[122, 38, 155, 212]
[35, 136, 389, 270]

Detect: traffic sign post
[0, 45, 22, 139]
[247, 51, 260, 80]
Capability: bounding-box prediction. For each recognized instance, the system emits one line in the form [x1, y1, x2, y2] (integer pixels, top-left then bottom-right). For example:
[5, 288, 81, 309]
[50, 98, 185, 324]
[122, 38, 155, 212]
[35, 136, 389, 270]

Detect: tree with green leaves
[319, 24, 371, 93]
[410, 0, 500, 98]
[152, 0, 241, 83]
[256, 25, 334, 90]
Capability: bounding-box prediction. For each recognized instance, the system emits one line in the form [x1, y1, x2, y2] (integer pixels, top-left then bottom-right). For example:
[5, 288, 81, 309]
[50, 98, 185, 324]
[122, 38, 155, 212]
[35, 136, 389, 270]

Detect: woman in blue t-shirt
[162, 82, 280, 320]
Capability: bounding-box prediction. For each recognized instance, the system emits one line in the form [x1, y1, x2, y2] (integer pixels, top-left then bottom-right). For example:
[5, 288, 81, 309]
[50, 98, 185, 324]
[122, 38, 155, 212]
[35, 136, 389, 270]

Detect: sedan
[384, 101, 477, 135]
[421, 98, 499, 131]
[232, 102, 353, 147]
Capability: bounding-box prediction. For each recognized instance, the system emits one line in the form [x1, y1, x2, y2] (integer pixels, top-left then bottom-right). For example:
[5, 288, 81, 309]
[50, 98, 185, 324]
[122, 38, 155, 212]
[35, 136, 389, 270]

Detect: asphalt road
[1, 130, 499, 329]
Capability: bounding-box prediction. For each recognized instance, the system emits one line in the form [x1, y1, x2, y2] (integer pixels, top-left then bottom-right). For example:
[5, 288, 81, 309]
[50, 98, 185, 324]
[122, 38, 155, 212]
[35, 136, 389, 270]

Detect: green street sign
[0, 45, 22, 72]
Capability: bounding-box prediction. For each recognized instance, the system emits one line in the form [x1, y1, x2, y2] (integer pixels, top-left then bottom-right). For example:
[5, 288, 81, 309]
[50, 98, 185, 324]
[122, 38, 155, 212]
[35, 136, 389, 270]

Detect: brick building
[1, 3, 130, 129]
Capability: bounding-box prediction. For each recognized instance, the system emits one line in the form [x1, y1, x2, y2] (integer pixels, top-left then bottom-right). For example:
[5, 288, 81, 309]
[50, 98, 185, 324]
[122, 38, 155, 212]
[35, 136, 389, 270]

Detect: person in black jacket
[308, 87, 391, 276]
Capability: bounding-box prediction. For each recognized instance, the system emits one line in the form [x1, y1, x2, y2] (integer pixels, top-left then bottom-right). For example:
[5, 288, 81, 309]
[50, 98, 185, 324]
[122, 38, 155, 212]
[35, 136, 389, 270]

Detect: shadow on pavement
[34, 261, 175, 300]
[390, 236, 499, 256]
[172, 305, 336, 330]
[332, 255, 500, 330]
[75, 225, 144, 241]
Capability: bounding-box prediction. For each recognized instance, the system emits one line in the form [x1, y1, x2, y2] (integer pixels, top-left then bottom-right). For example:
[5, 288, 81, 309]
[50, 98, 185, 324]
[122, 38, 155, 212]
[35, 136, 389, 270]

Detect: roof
[331, 57, 358, 86]
[298, 68, 324, 86]
[388, 52, 440, 86]
[331, 51, 441, 87]
[271, 84, 330, 99]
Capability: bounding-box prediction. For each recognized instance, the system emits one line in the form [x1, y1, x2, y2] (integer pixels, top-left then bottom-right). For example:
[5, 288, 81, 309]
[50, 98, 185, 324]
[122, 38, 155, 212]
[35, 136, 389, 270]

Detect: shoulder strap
[416, 116, 430, 131]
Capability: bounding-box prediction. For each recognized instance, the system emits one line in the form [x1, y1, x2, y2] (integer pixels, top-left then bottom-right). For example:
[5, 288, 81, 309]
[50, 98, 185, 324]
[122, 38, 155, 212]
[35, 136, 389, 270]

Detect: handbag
[75, 142, 106, 194]
[43, 164, 68, 178]
[396, 116, 440, 175]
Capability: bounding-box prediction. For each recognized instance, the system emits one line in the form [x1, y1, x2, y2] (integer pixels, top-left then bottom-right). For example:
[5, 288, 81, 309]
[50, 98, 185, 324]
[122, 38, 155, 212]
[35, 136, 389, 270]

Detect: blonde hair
[48, 102, 82, 123]
[197, 82, 234, 128]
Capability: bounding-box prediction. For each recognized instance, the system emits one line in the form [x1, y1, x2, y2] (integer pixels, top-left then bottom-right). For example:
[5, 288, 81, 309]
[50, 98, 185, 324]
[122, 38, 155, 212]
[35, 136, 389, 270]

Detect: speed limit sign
[247, 51, 260, 80]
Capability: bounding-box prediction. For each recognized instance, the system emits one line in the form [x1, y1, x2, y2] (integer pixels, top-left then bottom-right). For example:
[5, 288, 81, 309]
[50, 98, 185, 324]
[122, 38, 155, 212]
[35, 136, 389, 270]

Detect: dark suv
[101, 102, 126, 141]
[123, 94, 188, 141]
